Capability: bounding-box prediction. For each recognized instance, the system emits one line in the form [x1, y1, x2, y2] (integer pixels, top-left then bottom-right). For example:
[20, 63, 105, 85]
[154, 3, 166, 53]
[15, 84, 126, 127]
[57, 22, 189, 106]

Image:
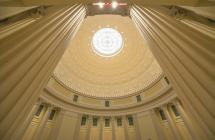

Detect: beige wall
[21, 100, 197, 140]
[136, 112, 159, 140]
[103, 127, 112, 140]
[128, 127, 137, 140]
[55, 112, 78, 140]
[90, 127, 100, 140]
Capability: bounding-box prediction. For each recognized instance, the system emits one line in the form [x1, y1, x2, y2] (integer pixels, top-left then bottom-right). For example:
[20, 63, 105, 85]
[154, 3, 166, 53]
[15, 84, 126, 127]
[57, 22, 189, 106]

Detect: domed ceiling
[53, 15, 163, 98]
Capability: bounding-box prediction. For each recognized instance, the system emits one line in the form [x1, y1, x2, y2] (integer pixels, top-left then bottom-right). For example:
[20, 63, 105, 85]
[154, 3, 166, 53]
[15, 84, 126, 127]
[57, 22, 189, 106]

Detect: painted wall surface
[128, 127, 137, 140]
[115, 127, 125, 140]
[56, 112, 78, 140]
[21, 102, 195, 140]
[90, 127, 100, 140]
[79, 126, 88, 140]
[103, 127, 112, 140]
[137, 112, 159, 140]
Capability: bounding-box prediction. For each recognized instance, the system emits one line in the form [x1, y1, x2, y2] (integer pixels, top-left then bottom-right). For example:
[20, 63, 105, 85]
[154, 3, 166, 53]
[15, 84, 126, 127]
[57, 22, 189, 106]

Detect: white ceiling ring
[92, 28, 123, 57]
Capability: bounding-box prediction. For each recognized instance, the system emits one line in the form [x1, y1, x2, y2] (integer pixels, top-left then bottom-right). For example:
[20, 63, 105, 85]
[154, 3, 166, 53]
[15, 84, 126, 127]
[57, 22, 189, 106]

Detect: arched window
[81, 116, 87, 126]
[35, 105, 44, 117]
[171, 105, 180, 117]
[117, 118, 122, 127]
[128, 116, 134, 126]
[159, 110, 166, 120]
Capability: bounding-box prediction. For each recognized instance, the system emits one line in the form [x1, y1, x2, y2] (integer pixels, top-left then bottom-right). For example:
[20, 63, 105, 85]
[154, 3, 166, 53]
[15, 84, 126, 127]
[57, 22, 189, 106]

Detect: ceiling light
[98, 2, 105, 8]
[92, 28, 123, 57]
[112, 1, 118, 9]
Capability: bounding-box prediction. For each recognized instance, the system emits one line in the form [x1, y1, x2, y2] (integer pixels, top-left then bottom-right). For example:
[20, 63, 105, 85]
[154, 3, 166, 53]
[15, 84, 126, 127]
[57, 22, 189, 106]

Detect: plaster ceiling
[53, 15, 163, 98]
[1, 0, 214, 6]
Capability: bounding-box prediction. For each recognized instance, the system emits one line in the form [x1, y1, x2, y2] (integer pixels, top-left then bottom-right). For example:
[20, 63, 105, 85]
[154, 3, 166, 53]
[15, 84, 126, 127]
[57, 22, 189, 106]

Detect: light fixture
[98, 2, 105, 8]
[112, 1, 118, 8]
[92, 28, 123, 57]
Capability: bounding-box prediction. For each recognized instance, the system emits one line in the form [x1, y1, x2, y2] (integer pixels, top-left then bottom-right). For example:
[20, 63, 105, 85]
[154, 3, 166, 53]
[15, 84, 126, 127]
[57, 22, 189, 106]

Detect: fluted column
[172, 99, 199, 140]
[33, 104, 53, 140]
[17, 99, 43, 140]
[161, 105, 181, 140]
[130, 5, 215, 139]
[0, 17, 38, 40]
[99, 117, 103, 140]
[86, 116, 92, 140]
[180, 19, 215, 39]
[133, 115, 141, 140]
[0, 5, 86, 140]
[111, 117, 116, 140]
[150, 109, 166, 140]
[48, 109, 65, 140]
[73, 113, 82, 140]
[123, 116, 129, 140]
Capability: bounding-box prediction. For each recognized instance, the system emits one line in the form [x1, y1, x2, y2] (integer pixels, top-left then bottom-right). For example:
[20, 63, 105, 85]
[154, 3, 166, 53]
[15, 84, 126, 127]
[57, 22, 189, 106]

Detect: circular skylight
[92, 28, 123, 57]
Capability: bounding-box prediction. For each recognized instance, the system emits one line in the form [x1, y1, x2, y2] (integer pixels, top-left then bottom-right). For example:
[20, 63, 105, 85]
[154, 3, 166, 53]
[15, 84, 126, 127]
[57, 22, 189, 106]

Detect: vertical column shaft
[173, 99, 199, 140]
[48, 109, 65, 140]
[33, 105, 53, 140]
[86, 116, 92, 140]
[150, 109, 166, 140]
[0, 5, 86, 140]
[123, 116, 129, 140]
[99, 117, 103, 140]
[133, 115, 141, 140]
[130, 5, 215, 139]
[73, 114, 82, 140]
[111, 117, 116, 140]
[14, 99, 42, 140]
[161, 105, 181, 140]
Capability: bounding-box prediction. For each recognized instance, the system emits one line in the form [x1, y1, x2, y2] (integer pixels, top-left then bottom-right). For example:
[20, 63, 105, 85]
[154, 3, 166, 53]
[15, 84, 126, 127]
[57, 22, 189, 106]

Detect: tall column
[73, 113, 82, 140]
[0, 17, 38, 40]
[99, 117, 103, 140]
[180, 19, 215, 39]
[11, 99, 42, 140]
[123, 116, 129, 140]
[150, 109, 166, 140]
[111, 117, 116, 140]
[172, 99, 199, 140]
[0, 5, 86, 140]
[130, 5, 215, 139]
[48, 109, 65, 140]
[133, 115, 141, 140]
[86, 116, 92, 140]
[161, 105, 181, 140]
[32, 104, 53, 140]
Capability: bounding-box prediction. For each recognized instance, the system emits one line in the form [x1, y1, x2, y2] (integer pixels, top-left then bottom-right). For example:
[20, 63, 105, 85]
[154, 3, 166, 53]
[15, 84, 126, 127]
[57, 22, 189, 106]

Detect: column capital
[122, 115, 127, 120]
[160, 104, 168, 110]
[36, 98, 44, 105]
[171, 98, 181, 106]
[111, 116, 115, 120]
[150, 109, 156, 115]
[48, 104, 55, 108]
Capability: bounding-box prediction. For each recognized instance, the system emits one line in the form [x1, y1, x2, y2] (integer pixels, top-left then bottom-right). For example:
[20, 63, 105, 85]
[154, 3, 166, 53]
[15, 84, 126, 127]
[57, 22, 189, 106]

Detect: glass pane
[136, 95, 141, 102]
[105, 101, 110, 107]
[171, 105, 180, 117]
[81, 116, 87, 125]
[105, 119, 110, 127]
[128, 117, 134, 126]
[93, 118, 98, 126]
[117, 118, 122, 126]
[73, 95, 78, 102]
[159, 110, 166, 120]
[49, 110, 56, 120]
[35, 105, 44, 117]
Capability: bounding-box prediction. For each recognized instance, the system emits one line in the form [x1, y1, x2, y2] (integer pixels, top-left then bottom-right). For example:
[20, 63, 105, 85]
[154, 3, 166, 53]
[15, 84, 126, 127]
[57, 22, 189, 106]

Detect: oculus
[92, 28, 123, 57]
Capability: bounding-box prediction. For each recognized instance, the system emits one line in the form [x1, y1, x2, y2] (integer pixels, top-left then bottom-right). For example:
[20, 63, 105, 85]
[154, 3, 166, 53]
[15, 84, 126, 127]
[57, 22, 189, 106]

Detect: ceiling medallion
[92, 28, 123, 57]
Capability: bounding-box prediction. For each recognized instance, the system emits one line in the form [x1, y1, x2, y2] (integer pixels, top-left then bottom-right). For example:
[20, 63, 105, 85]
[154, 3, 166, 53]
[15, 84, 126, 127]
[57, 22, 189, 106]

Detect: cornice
[51, 73, 164, 100]
[40, 85, 176, 116]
